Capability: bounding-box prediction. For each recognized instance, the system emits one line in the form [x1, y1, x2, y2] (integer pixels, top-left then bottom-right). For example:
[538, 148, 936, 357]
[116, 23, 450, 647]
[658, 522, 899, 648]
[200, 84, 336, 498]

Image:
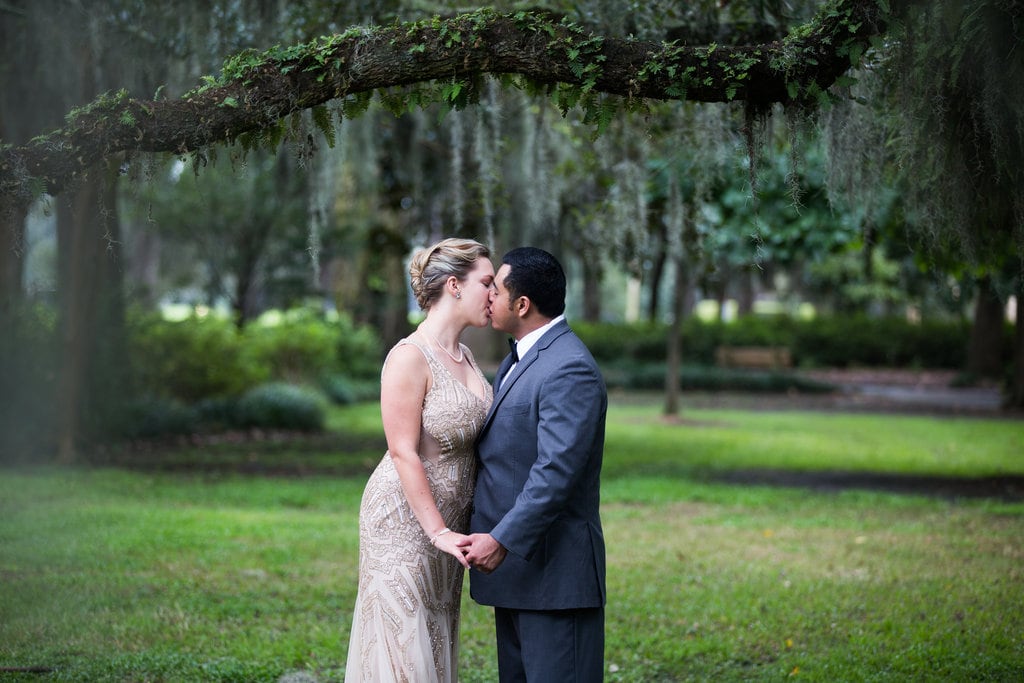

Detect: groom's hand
[456, 533, 507, 573]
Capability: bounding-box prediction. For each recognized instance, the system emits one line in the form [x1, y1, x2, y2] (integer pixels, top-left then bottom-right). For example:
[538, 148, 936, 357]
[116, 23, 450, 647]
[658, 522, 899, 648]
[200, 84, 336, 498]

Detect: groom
[459, 247, 608, 682]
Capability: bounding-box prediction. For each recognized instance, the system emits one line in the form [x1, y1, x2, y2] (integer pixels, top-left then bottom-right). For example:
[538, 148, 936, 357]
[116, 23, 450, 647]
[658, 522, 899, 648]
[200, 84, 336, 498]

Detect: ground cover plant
[1, 398, 1022, 682]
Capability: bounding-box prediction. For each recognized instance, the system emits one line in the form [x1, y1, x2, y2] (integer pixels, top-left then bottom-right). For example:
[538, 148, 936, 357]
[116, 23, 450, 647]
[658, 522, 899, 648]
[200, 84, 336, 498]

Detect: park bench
[715, 345, 792, 369]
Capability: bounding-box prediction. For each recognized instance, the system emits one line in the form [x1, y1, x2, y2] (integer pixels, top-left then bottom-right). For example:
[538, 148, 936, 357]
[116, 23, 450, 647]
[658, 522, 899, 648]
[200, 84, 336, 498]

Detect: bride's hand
[433, 531, 471, 568]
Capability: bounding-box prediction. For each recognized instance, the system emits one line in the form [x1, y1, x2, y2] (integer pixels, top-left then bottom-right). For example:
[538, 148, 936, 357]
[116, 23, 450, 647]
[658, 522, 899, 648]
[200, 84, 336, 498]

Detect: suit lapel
[479, 321, 572, 437]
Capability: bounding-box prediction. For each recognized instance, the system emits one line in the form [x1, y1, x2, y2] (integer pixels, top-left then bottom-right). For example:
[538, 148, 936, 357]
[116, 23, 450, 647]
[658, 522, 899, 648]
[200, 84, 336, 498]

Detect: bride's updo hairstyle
[409, 238, 490, 310]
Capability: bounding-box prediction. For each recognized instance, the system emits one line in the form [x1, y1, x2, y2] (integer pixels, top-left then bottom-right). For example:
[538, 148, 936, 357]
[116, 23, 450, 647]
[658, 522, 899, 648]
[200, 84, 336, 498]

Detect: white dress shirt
[501, 314, 565, 387]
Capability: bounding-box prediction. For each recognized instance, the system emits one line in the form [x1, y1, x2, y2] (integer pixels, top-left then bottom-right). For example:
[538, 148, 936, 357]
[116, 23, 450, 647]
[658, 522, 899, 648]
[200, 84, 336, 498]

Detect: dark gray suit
[469, 319, 607, 681]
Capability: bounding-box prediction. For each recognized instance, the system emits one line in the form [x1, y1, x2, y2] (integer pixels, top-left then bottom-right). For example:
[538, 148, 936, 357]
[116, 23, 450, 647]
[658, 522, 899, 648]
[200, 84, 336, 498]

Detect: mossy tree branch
[0, 0, 893, 206]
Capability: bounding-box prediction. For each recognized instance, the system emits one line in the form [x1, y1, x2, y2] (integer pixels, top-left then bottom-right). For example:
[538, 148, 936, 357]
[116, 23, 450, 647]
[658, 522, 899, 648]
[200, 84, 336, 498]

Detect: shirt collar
[514, 314, 565, 361]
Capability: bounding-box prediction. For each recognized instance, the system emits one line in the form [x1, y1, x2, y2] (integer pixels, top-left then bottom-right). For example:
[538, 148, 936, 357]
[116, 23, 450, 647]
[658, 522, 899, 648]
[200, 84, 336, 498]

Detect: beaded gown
[345, 338, 493, 682]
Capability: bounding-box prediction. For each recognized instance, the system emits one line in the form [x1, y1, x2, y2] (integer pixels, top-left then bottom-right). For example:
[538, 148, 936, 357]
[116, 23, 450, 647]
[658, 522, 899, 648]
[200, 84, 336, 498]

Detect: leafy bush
[321, 374, 380, 405]
[601, 362, 835, 393]
[331, 313, 384, 380]
[247, 309, 343, 383]
[194, 396, 240, 431]
[252, 308, 381, 380]
[790, 315, 973, 368]
[127, 312, 267, 402]
[234, 382, 325, 432]
[128, 308, 381, 406]
[571, 321, 671, 363]
[575, 314, 977, 370]
[119, 396, 199, 439]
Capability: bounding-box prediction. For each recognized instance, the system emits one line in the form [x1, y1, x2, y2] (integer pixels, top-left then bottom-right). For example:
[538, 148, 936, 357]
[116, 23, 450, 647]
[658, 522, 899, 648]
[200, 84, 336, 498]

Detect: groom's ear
[515, 296, 531, 318]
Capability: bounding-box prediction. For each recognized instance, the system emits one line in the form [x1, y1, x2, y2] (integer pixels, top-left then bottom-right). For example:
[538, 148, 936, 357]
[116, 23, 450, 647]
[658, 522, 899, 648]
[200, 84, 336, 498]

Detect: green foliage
[127, 313, 267, 403]
[246, 309, 381, 383]
[234, 382, 326, 432]
[791, 315, 975, 368]
[601, 362, 835, 393]
[118, 397, 199, 440]
[311, 104, 335, 147]
[244, 312, 340, 384]
[574, 314, 977, 370]
[121, 308, 380, 437]
[573, 320, 670, 363]
[770, 0, 887, 106]
[321, 374, 380, 406]
[130, 307, 378, 385]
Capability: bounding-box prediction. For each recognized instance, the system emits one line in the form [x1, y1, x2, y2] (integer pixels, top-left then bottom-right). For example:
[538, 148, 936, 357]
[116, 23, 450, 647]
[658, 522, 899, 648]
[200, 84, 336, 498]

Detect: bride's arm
[381, 345, 470, 567]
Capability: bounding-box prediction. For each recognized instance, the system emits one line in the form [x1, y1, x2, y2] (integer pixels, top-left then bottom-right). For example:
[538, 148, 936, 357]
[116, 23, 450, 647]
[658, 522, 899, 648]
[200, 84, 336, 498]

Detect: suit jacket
[469, 319, 607, 610]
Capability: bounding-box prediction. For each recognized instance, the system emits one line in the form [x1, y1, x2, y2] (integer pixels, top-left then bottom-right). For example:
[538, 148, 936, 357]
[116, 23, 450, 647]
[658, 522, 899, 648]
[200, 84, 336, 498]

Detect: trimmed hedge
[574, 314, 986, 370]
[600, 362, 836, 393]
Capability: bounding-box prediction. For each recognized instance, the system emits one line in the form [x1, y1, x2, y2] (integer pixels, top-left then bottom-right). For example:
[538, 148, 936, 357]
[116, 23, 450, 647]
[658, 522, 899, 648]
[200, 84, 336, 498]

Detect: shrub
[194, 396, 240, 431]
[246, 308, 381, 384]
[246, 313, 340, 384]
[321, 374, 380, 405]
[601, 362, 835, 393]
[572, 321, 669, 363]
[234, 382, 325, 432]
[576, 314, 976, 370]
[333, 313, 383, 380]
[119, 396, 199, 439]
[127, 312, 267, 402]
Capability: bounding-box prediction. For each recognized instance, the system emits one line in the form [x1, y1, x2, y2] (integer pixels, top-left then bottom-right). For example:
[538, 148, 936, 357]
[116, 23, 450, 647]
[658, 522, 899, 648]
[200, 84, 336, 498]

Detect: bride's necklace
[424, 329, 464, 363]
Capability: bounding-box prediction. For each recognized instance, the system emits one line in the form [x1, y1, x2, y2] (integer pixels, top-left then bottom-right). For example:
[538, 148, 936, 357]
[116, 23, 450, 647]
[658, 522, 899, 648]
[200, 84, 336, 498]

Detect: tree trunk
[646, 220, 668, 322]
[55, 161, 126, 463]
[736, 267, 755, 316]
[664, 255, 687, 416]
[966, 275, 1006, 378]
[0, 199, 26, 315]
[582, 257, 602, 323]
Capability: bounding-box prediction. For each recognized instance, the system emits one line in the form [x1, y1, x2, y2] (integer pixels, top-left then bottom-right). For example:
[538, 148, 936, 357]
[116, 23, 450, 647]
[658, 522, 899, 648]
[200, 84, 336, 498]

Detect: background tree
[822, 0, 1024, 402]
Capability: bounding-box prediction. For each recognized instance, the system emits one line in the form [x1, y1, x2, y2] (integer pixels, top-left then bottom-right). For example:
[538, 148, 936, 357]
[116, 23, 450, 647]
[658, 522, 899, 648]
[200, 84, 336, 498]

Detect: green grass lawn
[1, 398, 1022, 682]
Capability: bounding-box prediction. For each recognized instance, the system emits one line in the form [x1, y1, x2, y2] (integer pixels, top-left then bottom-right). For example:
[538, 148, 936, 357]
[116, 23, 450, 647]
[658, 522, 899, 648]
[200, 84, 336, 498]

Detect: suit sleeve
[490, 352, 605, 560]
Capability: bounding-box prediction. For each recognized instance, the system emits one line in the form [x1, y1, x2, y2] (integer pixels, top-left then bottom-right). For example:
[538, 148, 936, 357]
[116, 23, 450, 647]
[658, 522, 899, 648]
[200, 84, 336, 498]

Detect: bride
[345, 237, 495, 682]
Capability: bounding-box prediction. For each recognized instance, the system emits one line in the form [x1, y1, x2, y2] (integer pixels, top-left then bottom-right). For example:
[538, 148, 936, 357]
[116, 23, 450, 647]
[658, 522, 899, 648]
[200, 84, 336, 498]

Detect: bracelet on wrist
[430, 527, 451, 545]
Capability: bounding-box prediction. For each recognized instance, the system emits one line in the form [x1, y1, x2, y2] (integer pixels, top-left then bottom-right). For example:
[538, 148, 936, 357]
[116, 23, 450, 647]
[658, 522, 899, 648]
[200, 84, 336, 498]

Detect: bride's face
[460, 257, 495, 328]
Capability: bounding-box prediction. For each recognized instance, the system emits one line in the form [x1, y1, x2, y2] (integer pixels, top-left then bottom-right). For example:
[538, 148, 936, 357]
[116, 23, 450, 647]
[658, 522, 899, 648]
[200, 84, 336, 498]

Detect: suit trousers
[493, 606, 604, 683]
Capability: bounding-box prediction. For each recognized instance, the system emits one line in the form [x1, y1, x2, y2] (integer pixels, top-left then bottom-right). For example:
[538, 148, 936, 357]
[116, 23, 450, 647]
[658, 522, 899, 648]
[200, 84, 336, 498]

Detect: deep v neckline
[419, 339, 489, 404]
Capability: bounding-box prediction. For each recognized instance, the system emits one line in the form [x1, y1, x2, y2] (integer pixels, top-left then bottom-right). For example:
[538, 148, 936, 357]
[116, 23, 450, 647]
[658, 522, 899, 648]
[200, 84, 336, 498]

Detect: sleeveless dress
[345, 338, 493, 683]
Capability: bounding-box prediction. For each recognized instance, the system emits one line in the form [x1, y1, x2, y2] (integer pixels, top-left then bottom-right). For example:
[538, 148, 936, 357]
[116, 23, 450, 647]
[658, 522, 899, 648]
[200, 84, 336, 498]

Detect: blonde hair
[409, 237, 490, 310]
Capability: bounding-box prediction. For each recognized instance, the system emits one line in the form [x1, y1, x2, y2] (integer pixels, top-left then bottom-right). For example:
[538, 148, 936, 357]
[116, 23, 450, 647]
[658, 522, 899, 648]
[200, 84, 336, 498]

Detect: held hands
[431, 528, 471, 569]
[456, 533, 507, 574]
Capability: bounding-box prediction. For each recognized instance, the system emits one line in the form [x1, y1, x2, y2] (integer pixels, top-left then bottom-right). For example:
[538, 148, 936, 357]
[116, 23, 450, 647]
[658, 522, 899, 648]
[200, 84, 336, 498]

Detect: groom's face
[489, 264, 518, 336]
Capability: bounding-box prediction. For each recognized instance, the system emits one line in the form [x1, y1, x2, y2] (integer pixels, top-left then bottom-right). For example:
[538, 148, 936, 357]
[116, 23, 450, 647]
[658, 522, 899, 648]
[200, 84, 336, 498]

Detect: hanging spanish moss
[521, 100, 549, 238]
[449, 108, 465, 232]
[883, 1, 1023, 260]
[306, 114, 346, 287]
[473, 79, 500, 248]
[821, 71, 888, 240]
[605, 134, 650, 275]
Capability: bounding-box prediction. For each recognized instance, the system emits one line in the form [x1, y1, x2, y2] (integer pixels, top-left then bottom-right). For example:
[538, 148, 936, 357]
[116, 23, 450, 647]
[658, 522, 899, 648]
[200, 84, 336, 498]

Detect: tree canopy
[0, 0, 892, 217]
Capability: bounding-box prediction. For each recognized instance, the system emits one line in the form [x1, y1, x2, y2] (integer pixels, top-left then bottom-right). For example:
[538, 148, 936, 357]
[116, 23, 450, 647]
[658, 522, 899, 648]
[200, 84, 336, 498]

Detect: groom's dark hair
[502, 247, 566, 319]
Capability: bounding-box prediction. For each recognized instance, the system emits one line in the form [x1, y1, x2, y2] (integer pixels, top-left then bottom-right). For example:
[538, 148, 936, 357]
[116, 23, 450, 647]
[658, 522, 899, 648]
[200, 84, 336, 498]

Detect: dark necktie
[508, 338, 519, 363]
